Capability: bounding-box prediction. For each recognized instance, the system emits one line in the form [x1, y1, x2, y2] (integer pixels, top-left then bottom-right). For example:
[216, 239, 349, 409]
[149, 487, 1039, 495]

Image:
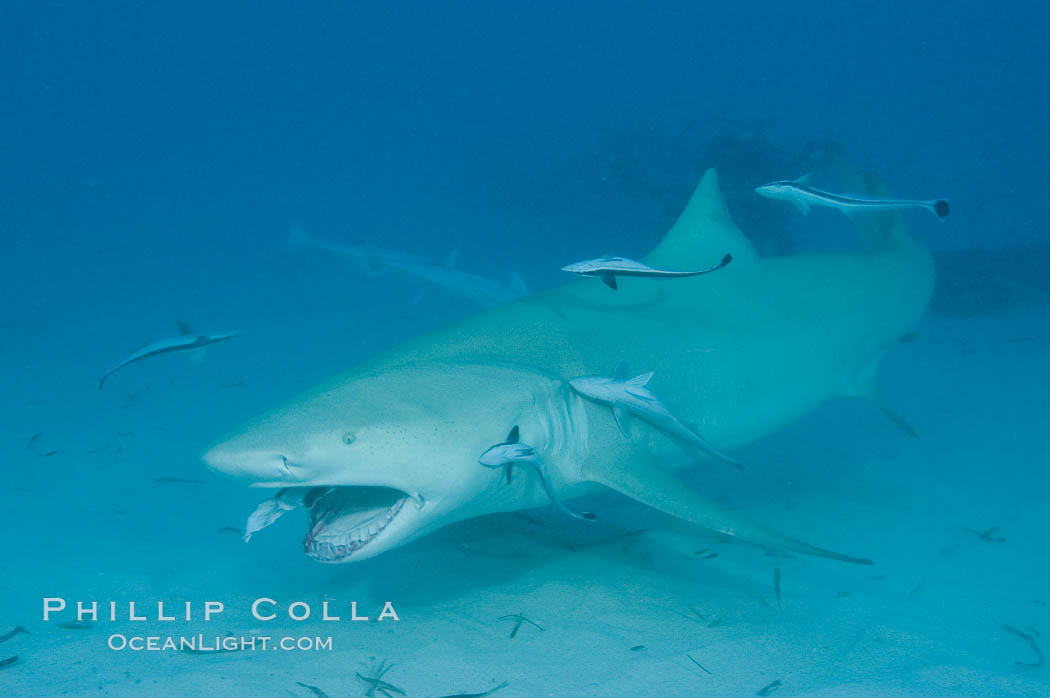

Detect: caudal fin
[928, 199, 950, 221]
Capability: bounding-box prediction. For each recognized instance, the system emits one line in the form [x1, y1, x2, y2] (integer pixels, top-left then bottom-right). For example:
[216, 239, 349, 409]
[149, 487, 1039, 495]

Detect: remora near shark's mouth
[298, 486, 410, 562]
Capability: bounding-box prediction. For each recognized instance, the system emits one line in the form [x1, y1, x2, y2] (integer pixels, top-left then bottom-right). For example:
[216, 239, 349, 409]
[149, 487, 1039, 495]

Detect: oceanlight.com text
[107, 634, 334, 652]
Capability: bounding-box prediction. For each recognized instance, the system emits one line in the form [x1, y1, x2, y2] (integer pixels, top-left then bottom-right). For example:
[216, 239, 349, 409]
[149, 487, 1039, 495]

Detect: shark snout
[202, 443, 297, 482]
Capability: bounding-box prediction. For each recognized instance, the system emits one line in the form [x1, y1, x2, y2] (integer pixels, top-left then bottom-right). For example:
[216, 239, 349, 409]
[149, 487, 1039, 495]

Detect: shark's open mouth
[302, 486, 408, 563]
[243, 485, 411, 563]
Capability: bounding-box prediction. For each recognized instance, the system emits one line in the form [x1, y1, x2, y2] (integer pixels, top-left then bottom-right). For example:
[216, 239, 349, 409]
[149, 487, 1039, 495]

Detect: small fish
[215, 526, 243, 536]
[569, 362, 744, 470]
[774, 566, 782, 608]
[686, 550, 719, 560]
[99, 324, 240, 390]
[965, 526, 1007, 542]
[154, 477, 206, 486]
[26, 433, 42, 449]
[356, 659, 405, 697]
[1001, 623, 1045, 667]
[630, 645, 646, 651]
[686, 652, 712, 675]
[756, 679, 783, 696]
[756, 176, 948, 221]
[85, 443, 113, 454]
[434, 681, 509, 698]
[562, 253, 731, 290]
[295, 681, 329, 697]
[498, 612, 544, 639]
[57, 620, 93, 630]
[0, 655, 18, 669]
[480, 426, 596, 522]
[0, 626, 28, 643]
[243, 488, 307, 542]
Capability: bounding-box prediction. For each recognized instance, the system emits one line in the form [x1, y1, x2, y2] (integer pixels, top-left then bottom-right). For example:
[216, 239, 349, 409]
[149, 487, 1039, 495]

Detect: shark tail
[928, 199, 950, 221]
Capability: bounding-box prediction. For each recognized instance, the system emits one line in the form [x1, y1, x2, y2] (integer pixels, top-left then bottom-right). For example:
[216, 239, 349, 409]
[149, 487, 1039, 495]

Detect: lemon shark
[203, 168, 934, 565]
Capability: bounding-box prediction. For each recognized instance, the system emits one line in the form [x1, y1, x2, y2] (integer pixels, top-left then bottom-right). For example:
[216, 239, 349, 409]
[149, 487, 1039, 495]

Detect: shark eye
[341, 432, 356, 446]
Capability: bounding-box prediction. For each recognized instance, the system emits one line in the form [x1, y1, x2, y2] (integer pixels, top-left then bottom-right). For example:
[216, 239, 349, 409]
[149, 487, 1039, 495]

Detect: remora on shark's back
[562, 253, 732, 290]
[204, 166, 934, 566]
[569, 363, 745, 470]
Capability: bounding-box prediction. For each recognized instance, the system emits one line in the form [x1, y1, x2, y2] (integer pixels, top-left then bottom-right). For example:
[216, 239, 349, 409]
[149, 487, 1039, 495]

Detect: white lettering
[43, 597, 65, 621]
[322, 601, 339, 621]
[252, 598, 276, 621]
[204, 601, 224, 621]
[377, 602, 400, 621]
[350, 601, 369, 621]
[76, 601, 98, 622]
[288, 602, 310, 621]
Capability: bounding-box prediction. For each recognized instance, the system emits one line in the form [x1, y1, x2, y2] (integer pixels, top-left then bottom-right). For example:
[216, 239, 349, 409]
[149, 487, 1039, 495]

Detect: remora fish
[479, 426, 596, 521]
[289, 226, 528, 307]
[562, 253, 732, 290]
[756, 175, 949, 221]
[99, 323, 239, 390]
[569, 363, 745, 470]
[203, 167, 934, 566]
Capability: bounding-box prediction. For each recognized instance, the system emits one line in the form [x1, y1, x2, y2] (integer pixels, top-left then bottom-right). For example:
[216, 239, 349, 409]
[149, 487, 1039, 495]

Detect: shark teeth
[303, 492, 406, 563]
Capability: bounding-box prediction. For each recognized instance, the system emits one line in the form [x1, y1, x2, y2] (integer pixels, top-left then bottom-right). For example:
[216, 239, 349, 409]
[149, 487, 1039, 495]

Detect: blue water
[2, 2, 1048, 695]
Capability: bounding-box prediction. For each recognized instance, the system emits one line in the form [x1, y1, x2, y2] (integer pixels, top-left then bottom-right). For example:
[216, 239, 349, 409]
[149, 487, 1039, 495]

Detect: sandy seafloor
[1, 269, 1048, 696]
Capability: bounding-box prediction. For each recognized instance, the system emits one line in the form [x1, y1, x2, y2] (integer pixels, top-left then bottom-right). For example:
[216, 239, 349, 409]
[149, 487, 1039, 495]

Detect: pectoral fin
[599, 271, 618, 290]
[791, 197, 811, 216]
[585, 459, 872, 564]
[626, 371, 654, 387]
[187, 348, 207, 366]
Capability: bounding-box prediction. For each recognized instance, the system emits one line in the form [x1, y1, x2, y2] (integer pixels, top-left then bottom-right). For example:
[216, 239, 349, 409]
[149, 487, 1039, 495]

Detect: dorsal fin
[506, 425, 519, 444]
[176, 321, 194, 335]
[644, 169, 757, 269]
[611, 361, 628, 380]
[444, 249, 459, 268]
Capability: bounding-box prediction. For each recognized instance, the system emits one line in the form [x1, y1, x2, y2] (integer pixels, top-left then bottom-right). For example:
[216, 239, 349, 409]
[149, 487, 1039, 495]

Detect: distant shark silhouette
[288, 226, 527, 308]
[206, 168, 932, 565]
[100, 323, 239, 390]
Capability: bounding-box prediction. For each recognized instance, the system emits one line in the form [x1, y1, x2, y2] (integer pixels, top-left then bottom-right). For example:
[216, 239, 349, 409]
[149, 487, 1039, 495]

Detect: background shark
[204, 167, 934, 565]
[288, 225, 528, 307]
